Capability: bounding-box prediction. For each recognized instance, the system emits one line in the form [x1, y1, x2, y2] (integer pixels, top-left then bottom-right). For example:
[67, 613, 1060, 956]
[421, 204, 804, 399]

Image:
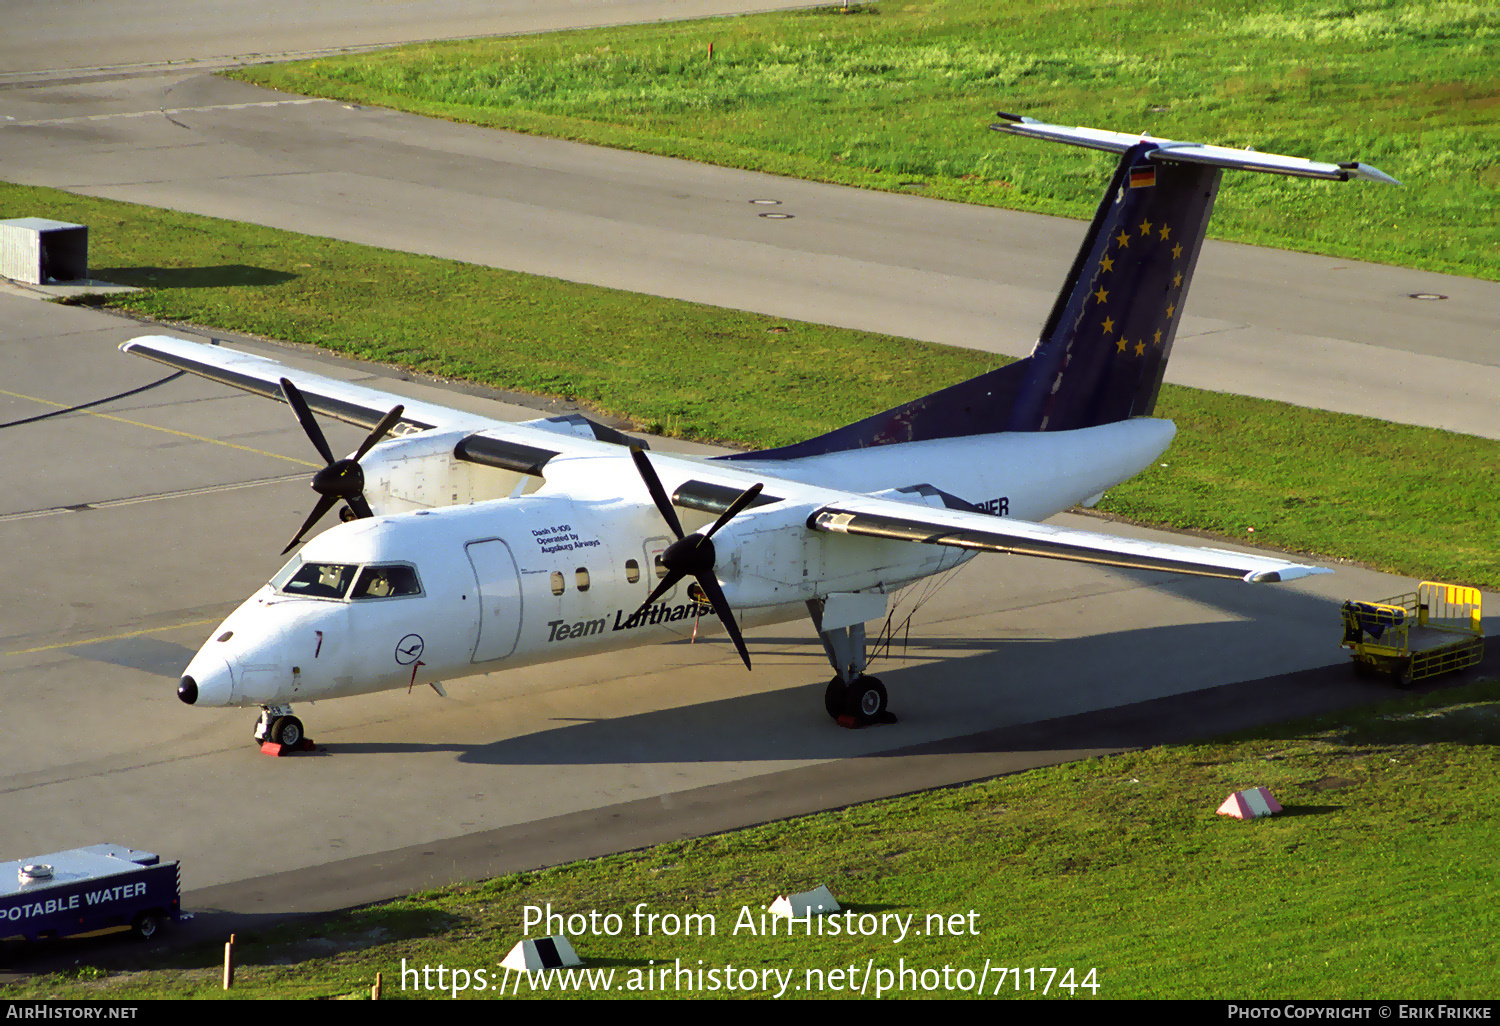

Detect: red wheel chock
[259, 738, 317, 757]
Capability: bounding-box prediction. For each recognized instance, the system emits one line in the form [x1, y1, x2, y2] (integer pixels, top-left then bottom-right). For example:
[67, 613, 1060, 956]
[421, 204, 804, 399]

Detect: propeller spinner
[279, 377, 405, 554]
[630, 447, 762, 670]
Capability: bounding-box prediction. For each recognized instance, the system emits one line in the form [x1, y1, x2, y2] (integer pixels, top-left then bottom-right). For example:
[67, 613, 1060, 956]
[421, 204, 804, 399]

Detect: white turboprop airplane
[123, 115, 1397, 748]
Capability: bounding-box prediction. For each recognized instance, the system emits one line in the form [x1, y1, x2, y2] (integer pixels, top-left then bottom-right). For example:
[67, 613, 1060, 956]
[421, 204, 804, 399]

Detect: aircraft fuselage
[180, 419, 1177, 709]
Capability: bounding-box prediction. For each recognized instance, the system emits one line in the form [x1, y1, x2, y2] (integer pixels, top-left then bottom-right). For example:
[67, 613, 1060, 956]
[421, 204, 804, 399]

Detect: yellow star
[1138, 219, 1153, 237]
[1100, 255, 1115, 272]
[1159, 224, 1171, 241]
[1101, 316, 1115, 334]
[1094, 286, 1108, 304]
[1173, 272, 1183, 287]
[1153, 329, 1163, 346]
[1134, 341, 1146, 357]
[1116, 337, 1128, 353]
[1115, 230, 1130, 248]
[1172, 243, 1183, 260]
[1166, 302, 1176, 318]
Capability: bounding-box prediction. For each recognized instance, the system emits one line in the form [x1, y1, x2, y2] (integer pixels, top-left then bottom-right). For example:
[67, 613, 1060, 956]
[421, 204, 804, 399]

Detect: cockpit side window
[279, 562, 358, 599]
[351, 564, 423, 600]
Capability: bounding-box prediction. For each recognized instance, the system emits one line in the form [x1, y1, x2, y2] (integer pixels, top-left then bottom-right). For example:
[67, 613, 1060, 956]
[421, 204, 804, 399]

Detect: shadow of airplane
[90, 265, 298, 289]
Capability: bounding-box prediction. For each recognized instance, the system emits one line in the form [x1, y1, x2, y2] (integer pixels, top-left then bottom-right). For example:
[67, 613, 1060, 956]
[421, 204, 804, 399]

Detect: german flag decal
[1129, 164, 1157, 189]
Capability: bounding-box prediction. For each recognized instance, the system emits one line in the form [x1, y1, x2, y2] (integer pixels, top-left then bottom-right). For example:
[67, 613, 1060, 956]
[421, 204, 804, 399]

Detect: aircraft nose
[179, 655, 235, 707]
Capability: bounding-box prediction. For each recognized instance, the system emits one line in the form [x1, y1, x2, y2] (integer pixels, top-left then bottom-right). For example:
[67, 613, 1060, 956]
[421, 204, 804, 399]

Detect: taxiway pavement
[1, 19, 1496, 439]
[1, 1, 1496, 957]
[3, 291, 1493, 936]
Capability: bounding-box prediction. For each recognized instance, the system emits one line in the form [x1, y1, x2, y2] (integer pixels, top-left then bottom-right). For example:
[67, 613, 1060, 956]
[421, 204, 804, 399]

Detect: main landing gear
[824, 674, 889, 722]
[253, 705, 310, 751]
[808, 599, 895, 727]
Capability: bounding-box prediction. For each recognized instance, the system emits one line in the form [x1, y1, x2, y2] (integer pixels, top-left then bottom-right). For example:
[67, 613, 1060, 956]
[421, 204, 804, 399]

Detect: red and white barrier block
[1217, 787, 1283, 820]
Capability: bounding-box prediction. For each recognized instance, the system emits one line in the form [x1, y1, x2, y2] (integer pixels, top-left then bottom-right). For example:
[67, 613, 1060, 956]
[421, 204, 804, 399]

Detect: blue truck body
[1, 844, 182, 943]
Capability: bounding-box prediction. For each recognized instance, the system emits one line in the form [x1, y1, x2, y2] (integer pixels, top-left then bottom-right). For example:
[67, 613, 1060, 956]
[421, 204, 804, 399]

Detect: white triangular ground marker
[1217, 787, 1283, 820]
[500, 935, 582, 971]
[770, 884, 841, 919]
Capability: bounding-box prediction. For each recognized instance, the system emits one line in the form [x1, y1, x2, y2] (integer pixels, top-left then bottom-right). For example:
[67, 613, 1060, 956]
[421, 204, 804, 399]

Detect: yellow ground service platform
[1341, 581, 1484, 687]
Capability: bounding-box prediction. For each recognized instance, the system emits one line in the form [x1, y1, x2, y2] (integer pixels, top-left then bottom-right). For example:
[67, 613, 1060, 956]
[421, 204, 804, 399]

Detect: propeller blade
[637, 568, 687, 613]
[630, 446, 685, 541]
[694, 573, 752, 671]
[703, 482, 764, 541]
[282, 493, 340, 554]
[279, 378, 335, 466]
[352, 404, 405, 462]
[275, 382, 396, 547]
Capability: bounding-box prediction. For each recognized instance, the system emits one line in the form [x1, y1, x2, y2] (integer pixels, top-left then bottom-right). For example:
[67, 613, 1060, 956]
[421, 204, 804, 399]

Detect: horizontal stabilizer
[808, 494, 1329, 584]
[991, 114, 1401, 184]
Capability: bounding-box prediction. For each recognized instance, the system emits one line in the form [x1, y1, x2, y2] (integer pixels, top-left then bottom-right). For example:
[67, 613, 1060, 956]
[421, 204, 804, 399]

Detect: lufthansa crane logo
[395, 634, 425, 665]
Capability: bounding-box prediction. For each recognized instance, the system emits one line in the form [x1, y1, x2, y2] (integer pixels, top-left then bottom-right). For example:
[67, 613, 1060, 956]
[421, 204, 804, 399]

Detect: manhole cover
[759, 212, 794, 219]
[1408, 293, 1447, 300]
[749, 198, 781, 205]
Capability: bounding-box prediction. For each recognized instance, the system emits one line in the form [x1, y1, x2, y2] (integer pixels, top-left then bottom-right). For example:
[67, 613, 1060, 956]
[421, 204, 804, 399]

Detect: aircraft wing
[121, 334, 489, 434]
[808, 494, 1329, 584]
[120, 335, 647, 464]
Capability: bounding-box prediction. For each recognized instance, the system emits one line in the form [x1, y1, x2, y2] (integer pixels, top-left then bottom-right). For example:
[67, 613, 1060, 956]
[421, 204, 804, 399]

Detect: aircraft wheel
[270, 715, 304, 747]
[824, 677, 847, 720]
[845, 675, 888, 723]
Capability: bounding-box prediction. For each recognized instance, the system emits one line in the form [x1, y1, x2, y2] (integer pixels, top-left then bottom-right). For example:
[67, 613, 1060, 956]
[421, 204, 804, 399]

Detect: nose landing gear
[253, 706, 314, 754]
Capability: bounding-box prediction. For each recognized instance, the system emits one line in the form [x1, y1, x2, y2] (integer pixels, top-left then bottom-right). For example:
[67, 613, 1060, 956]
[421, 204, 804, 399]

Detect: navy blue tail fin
[724, 117, 1395, 462]
[1005, 142, 1219, 431]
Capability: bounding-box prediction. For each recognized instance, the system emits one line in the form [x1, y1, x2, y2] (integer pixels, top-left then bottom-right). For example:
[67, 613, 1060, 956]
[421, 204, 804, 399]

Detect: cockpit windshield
[270, 559, 422, 601]
[275, 562, 359, 600]
[351, 564, 422, 599]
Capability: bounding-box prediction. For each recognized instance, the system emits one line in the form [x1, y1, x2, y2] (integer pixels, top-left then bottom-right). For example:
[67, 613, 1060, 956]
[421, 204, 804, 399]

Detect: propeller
[629, 447, 762, 670]
[279, 377, 405, 554]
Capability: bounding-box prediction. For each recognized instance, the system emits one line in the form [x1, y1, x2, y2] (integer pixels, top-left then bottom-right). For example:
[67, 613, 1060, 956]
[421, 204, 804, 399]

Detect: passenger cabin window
[654, 555, 669, 580]
[551, 572, 565, 596]
[626, 559, 640, 584]
[351, 564, 422, 599]
[575, 567, 590, 592]
[279, 562, 357, 600]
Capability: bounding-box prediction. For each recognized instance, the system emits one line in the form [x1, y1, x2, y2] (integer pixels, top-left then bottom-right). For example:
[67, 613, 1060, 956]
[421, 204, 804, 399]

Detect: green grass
[7, 677, 1499, 999]
[5, 4, 1496, 1001]
[5, 179, 1498, 588]
[227, 0, 1500, 281]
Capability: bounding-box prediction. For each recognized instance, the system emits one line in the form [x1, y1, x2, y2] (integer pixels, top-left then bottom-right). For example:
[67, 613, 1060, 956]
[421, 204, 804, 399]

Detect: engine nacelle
[361, 429, 538, 513]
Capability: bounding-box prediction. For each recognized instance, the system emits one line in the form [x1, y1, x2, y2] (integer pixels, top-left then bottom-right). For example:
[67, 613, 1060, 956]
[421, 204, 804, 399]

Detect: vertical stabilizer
[1005, 141, 1219, 431]
[722, 117, 1396, 462]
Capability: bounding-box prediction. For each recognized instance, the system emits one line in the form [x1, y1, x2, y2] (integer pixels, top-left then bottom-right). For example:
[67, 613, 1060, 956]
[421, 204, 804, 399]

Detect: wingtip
[1245, 565, 1333, 584]
[1339, 161, 1402, 186]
